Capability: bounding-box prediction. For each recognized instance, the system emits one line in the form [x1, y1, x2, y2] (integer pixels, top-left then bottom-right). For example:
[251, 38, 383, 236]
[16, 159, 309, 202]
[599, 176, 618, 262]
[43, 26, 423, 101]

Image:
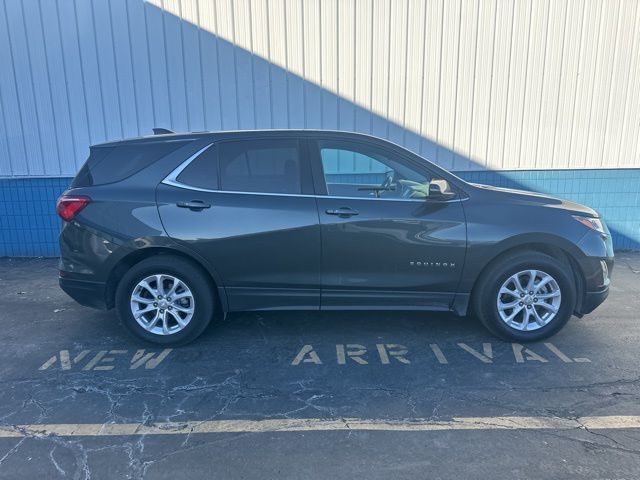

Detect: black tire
[472, 251, 577, 342]
[115, 255, 214, 346]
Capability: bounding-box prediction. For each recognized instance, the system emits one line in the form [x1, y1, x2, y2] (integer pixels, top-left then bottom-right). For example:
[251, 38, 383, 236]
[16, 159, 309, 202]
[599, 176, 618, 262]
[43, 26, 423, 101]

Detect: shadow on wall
[0, 3, 638, 255]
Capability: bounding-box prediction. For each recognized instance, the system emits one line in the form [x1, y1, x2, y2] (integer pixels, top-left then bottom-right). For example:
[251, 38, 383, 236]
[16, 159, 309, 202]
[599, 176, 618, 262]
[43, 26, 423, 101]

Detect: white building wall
[0, 0, 639, 177]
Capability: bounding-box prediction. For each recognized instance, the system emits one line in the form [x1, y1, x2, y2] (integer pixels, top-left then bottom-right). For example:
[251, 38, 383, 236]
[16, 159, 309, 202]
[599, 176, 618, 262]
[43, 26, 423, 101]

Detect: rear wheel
[472, 251, 577, 342]
[115, 256, 214, 345]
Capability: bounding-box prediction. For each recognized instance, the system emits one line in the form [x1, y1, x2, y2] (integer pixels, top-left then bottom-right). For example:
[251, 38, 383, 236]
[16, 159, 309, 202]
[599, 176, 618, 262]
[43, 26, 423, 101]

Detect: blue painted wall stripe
[1, 169, 638, 257]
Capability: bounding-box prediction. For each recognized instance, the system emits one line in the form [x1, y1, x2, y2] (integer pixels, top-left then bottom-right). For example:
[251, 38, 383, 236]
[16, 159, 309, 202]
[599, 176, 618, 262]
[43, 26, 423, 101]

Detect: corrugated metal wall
[1, 0, 639, 178]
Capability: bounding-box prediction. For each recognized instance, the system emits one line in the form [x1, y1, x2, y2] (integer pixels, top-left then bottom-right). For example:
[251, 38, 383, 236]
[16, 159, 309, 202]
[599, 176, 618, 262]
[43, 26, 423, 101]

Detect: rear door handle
[177, 200, 211, 211]
[325, 207, 359, 217]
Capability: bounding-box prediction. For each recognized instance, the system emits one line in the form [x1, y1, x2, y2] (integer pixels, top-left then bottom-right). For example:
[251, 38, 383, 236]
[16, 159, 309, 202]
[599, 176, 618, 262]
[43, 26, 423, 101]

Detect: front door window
[319, 141, 432, 200]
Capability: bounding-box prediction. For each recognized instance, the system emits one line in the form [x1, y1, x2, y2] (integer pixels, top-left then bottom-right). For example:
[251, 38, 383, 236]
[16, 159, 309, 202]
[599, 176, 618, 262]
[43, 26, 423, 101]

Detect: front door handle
[177, 200, 211, 211]
[325, 207, 359, 217]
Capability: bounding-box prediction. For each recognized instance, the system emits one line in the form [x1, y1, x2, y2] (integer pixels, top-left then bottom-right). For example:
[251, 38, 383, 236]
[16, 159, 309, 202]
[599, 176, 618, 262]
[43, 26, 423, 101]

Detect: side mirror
[427, 179, 455, 200]
[428, 182, 444, 196]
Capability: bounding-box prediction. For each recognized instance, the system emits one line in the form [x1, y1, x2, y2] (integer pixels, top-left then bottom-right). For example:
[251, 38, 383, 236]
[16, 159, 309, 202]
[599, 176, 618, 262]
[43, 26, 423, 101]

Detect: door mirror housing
[427, 179, 456, 200]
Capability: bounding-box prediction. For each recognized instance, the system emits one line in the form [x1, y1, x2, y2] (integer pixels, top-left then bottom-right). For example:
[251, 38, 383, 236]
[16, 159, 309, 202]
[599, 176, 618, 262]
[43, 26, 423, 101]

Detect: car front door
[310, 138, 467, 310]
[156, 137, 321, 311]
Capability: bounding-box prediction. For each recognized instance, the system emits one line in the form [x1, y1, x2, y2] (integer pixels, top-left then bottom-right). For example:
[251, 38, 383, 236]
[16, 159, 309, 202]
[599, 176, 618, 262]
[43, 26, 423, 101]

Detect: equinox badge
[409, 261, 456, 268]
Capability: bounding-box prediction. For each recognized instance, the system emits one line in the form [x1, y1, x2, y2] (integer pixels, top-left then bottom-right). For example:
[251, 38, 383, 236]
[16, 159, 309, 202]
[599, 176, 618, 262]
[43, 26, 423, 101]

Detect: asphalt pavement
[1, 254, 639, 479]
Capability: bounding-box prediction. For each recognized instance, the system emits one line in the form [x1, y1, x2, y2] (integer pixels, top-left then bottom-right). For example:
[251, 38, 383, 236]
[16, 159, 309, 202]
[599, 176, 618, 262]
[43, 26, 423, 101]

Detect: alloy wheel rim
[130, 274, 195, 335]
[496, 269, 561, 332]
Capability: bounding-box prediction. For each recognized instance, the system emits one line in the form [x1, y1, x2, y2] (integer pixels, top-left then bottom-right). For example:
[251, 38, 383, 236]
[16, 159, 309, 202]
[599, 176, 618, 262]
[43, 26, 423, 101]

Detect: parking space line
[1, 416, 639, 438]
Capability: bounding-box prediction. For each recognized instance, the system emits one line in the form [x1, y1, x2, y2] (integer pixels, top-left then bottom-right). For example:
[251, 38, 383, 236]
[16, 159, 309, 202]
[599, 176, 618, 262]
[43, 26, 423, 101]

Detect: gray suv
[57, 130, 613, 345]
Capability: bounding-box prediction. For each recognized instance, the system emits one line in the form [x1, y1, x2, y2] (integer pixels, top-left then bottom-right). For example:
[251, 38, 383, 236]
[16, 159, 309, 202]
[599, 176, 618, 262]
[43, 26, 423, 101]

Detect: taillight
[56, 195, 91, 222]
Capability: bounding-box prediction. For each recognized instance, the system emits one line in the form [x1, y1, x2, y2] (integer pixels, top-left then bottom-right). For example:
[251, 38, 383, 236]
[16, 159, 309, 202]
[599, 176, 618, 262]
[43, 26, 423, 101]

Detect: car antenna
[152, 127, 175, 135]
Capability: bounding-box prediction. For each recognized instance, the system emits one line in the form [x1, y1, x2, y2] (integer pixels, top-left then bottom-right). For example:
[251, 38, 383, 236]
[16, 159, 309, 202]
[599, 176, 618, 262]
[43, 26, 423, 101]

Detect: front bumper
[574, 224, 614, 316]
[574, 256, 613, 316]
[59, 275, 110, 310]
[579, 285, 610, 315]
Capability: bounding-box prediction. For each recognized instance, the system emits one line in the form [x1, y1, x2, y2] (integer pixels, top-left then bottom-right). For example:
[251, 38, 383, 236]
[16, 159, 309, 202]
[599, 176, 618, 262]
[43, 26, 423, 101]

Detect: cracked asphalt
[1, 253, 639, 479]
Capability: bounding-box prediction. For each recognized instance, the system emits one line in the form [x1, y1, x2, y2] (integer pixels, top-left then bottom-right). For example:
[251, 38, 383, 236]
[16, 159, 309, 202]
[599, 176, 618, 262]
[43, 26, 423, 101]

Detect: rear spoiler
[152, 127, 175, 135]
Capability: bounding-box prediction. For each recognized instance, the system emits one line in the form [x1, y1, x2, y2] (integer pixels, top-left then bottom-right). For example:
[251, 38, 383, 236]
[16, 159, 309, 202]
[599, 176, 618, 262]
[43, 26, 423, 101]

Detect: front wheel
[115, 256, 214, 345]
[472, 252, 577, 342]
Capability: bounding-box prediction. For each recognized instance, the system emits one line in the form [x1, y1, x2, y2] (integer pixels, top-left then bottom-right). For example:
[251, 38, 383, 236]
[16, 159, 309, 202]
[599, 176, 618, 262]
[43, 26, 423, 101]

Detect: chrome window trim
[161, 143, 463, 203]
[161, 182, 462, 203]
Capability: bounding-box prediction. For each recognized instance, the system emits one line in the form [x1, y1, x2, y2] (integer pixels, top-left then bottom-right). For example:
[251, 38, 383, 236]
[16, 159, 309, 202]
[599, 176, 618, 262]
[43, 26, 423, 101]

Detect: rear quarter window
[71, 141, 187, 187]
[175, 144, 218, 190]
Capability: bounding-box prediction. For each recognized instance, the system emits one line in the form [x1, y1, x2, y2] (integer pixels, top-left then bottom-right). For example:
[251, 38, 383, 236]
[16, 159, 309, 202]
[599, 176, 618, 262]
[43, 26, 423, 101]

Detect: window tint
[319, 141, 431, 199]
[218, 139, 301, 194]
[176, 145, 218, 190]
[72, 141, 186, 187]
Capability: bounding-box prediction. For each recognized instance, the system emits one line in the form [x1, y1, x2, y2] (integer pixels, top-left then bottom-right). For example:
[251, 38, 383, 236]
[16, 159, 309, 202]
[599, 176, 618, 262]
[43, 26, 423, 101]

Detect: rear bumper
[59, 275, 110, 310]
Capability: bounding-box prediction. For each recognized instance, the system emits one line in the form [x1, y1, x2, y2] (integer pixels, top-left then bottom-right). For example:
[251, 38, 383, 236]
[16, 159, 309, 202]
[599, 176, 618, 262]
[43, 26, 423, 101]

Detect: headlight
[573, 215, 606, 234]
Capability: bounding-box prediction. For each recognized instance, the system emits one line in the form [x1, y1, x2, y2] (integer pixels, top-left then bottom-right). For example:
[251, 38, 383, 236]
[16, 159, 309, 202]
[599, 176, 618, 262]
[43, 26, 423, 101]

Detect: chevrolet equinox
[57, 130, 613, 345]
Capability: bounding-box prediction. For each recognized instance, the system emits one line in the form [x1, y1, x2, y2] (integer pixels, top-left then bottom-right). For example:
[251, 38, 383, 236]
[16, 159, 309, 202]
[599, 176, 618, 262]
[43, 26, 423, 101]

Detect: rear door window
[218, 139, 302, 194]
[71, 141, 187, 187]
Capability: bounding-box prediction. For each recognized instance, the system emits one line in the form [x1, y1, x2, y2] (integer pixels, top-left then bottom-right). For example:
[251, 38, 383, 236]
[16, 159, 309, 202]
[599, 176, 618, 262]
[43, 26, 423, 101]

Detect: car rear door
[156, 136, 321, 311]
[309, 137, 467, 310]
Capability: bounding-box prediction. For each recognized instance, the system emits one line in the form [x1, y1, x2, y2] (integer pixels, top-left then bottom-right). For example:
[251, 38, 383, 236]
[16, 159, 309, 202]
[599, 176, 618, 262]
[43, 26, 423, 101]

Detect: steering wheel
[380, 171, 394, 193]
[357, 171, 397, 198]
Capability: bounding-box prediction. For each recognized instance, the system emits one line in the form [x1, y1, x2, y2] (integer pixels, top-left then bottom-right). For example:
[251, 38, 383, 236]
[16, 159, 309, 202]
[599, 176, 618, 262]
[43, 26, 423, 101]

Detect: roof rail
[152, 127, 175, 135]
